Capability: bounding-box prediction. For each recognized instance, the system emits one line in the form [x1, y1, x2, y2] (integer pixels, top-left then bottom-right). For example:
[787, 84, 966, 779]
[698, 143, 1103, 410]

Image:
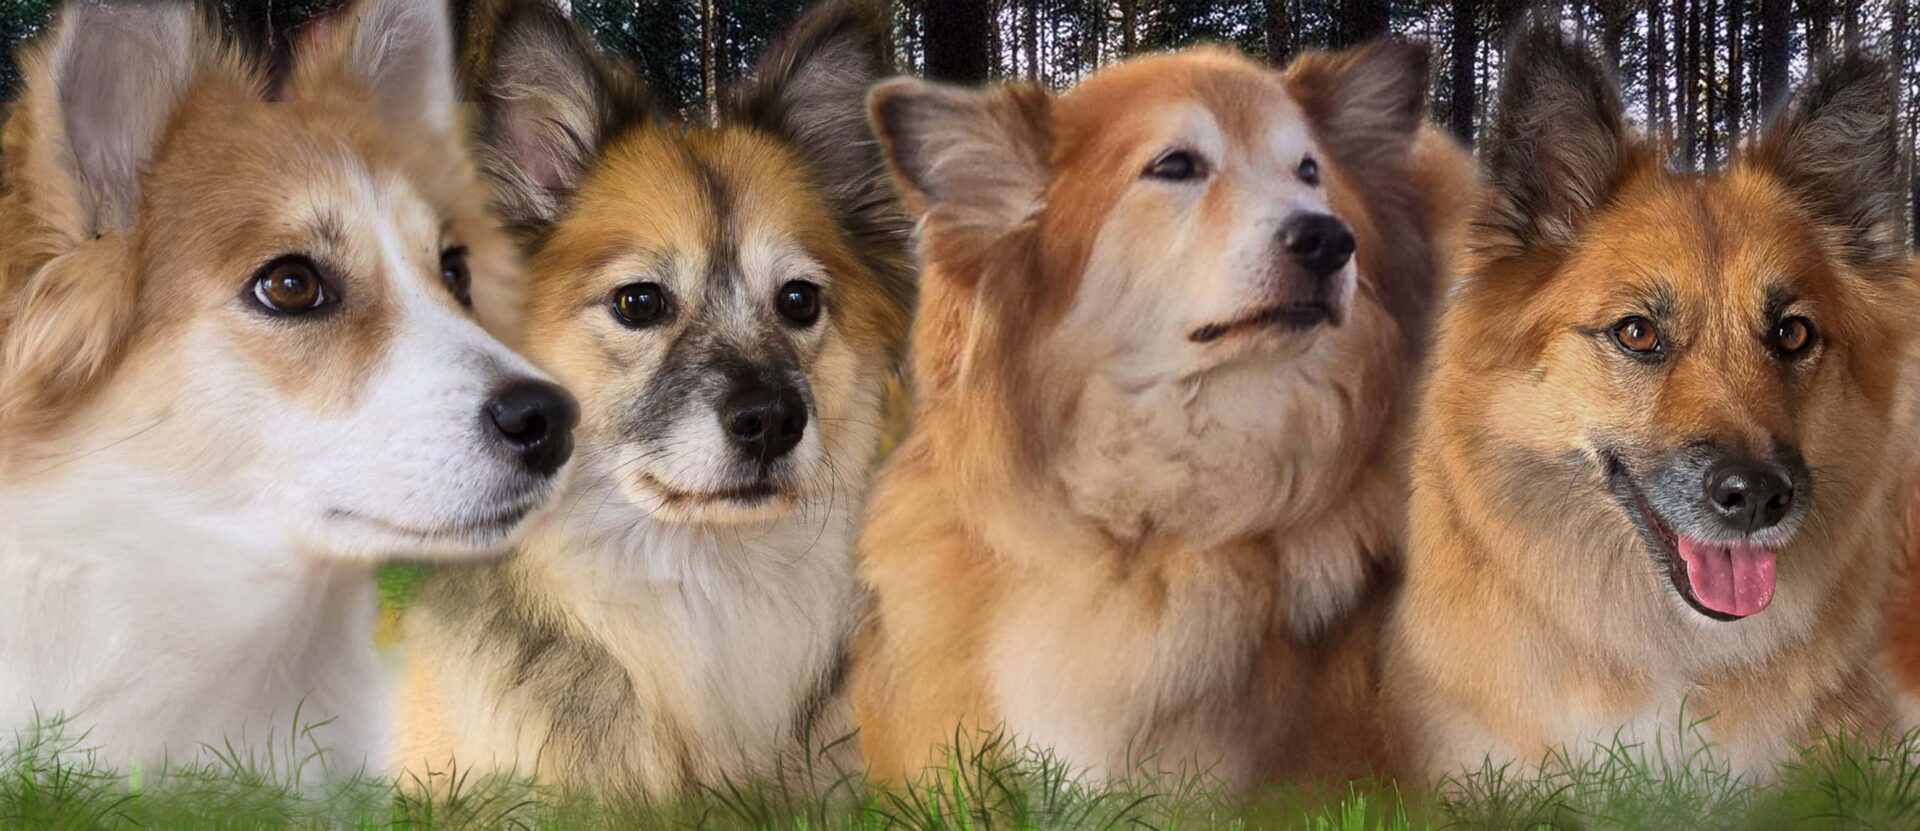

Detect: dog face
[869, 43, 1434, 542]
[473, 1, 911, 526]
[0, 0, 575, 558]
[1448, 29, 1917, 625]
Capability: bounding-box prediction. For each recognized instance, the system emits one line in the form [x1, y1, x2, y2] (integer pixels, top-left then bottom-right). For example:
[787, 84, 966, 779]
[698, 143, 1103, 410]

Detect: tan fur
[397, 0, 910, 795]
[850, 44, 1471, 787]
[1387, 33, 1920, 784]
[0, 6, 517, 465]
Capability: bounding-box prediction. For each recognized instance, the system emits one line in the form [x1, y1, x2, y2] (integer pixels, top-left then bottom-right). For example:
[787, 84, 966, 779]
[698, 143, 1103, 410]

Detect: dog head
[1445, 25, 1918, 626]
[870, 42, 1441, 544]
[0, 0, 576, 558]
[473, 0, 911, 526]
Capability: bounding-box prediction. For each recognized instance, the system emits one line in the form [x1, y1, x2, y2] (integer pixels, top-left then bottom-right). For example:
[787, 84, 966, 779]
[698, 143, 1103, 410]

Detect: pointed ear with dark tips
[473, 0, 651, 232]
[733, 2, 905, 250]
[1286, 38, 1429, 168]
[868, 78, 1052, 235]
[1749, 53, 1906, 271]
[1477, 24, 1636, 256]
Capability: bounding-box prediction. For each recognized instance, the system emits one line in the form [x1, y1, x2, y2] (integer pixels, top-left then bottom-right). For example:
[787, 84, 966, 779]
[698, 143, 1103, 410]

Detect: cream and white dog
[0, 0, 573, 777]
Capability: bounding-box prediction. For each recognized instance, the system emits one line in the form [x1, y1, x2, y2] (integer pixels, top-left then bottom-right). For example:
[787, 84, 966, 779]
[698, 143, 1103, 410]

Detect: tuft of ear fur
[1, 1, 210, 433]
[1477, 23, 1635, 256]
[733, 1, 914, 307]
[868, 79, 1052, 239]
[0, 237, 141, 429]
[13, 0, 203, 241]
[292, 0, 459, 136]
[1285, 38, 1429, 170]
[471, 0, 652, 235]
[1749, 53, 1906, 271]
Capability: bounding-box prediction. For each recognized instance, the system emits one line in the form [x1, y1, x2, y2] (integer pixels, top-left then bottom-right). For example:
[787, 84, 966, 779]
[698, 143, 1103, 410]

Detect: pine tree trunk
[1649, 0, 1668, 140]
[1760, 0, 1789, 112]
[1448, 0, 1477, 143]
[1265, 0, 1292, 65]
[924, 0, 992, 83]
[1600, 0, 1630, 70]
[1704, 0, 1719, 166]
[1844, 0, 1860, 51]
[1806, 0, 1831, 57]
[1727, 0, 1744, 145]
[1121, 0, 1138, 55]
[702, 0, 718, 123]
[1023, 0, 1038, 81]
[1342, 0, 1390, 47]
[1676, 0, 1694, 170]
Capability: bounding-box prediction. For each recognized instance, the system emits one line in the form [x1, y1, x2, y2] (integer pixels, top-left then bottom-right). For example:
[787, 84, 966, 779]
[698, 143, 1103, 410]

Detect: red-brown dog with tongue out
[1384, 24, 1920, 784]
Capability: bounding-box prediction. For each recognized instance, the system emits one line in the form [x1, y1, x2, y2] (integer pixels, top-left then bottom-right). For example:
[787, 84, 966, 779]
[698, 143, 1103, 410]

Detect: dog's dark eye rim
[440, 245, 472, 308]
[1771, 315, 1817, 357]
[1297, 155, 1321, 185]
[610, 281, 672, 328]
[775, 280, 823, 327]
[245, 255, 338, 318]
[1143, 148, 1208, 182]
[1608, 315, 1664, 358]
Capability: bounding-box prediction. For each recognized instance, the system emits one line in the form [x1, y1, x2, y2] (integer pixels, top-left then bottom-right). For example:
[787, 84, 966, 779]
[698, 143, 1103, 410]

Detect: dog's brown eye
[776, 280, 821, 327]
[1611, 316, 1662, 357]
[441, 246, 472, 308]
[1297, 156, 1320, 185]
[611, 281, 670, 327]
[249, 257, 331, 315]
[1772, 316, 1815, 357]
[1144, 149, 1206, 182]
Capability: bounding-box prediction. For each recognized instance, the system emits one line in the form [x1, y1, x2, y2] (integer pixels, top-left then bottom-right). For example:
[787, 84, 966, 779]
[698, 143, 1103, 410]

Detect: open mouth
[1603, 454, 1778, 621]
[1189, 301, 1341, 344]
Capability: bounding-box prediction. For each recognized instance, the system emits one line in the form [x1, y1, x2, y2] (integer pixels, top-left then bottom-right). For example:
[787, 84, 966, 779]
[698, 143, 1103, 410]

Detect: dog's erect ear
[734, 2, 893, 215]
[1478, 24, 1634, 256]
[1285, 38, 1428, 170]
[869, 79, 1052, 236]
[734, 1, 913, 306]
[11, 0, 202, 241]
[292, 0, 458, 135]
[474, 0, 651, 233]
[1749, 53, 1906, 271]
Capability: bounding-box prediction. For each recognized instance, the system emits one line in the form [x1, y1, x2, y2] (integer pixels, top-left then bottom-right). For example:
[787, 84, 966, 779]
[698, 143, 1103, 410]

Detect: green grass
[5, 716, 1920, 830]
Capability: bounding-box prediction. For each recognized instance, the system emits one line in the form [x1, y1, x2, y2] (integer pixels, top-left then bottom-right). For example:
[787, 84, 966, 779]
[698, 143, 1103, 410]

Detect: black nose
[720, 383, 807, 462]
[484, 379, 578, 477]
[1279, 213, 1356, 281]
[1704, 459, 1794, 533]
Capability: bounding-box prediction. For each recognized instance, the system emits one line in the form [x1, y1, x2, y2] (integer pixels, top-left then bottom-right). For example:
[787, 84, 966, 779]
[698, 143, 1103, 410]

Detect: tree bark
[1844, 0, 1861, 51]
[1023, 0, 1038, 81]
[1649, 0, 1668, 140]
[923, 0, 991, 84]
[1599, 0, 1630, 70]
[1265, 0, 1292, 65]
[1760, 0, 1789, 113]
[1448, 0, 1478, 143]
[1704, 0, 1719, 166]
[701, 0, 718, 123]
[1727, 0, 1744, 145]
[1120, 0, 1138, 56]
[1341, 0, 1391, 47]
[1805, 0, 1832, 57]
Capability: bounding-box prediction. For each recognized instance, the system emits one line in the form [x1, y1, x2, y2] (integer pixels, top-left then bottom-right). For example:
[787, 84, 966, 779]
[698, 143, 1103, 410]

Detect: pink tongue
[1675, 539, 1777, 618]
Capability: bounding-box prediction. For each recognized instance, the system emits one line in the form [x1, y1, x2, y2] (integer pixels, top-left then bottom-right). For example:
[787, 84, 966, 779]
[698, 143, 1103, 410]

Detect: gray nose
[1280, 213, 1356, 281]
